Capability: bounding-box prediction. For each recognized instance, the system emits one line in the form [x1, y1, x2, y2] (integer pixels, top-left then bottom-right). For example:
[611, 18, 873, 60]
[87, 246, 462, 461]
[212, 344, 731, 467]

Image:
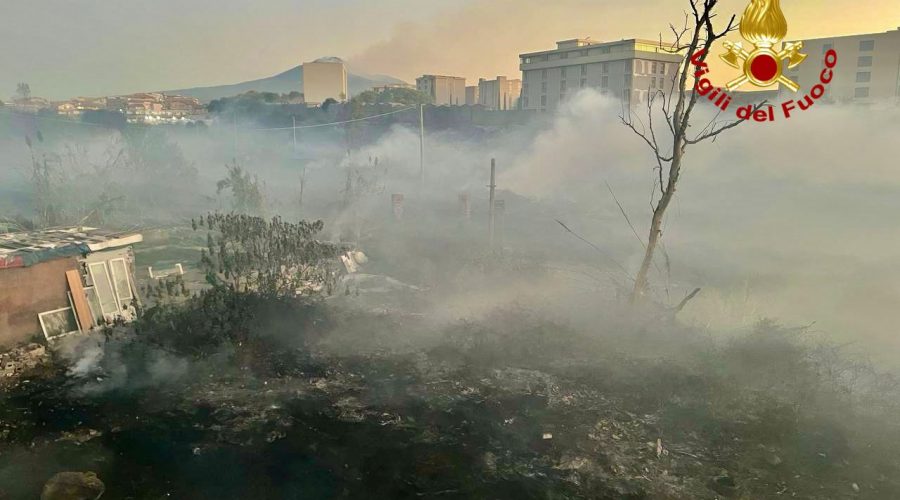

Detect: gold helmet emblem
[720, 0, 807, 91]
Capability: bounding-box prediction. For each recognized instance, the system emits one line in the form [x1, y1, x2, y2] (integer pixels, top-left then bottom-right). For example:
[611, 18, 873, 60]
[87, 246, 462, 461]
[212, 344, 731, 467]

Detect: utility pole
[419, 104, 425, 189]
[488, 158, 496, 250]
[293, 116, 306, 209]
[232, 111, 238, 160]
[292, 115, 297, 153]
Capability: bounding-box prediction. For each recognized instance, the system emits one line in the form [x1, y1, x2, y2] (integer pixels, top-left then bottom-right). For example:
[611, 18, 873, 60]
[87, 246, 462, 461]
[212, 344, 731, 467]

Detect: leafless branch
[674, 287, 702, 314]
[686, 101, 768, 145]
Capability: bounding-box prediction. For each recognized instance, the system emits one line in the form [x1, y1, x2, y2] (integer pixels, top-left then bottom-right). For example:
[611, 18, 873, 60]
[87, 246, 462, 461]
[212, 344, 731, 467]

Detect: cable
[246, 106, 417, 131]
[0, 109, 114, 128]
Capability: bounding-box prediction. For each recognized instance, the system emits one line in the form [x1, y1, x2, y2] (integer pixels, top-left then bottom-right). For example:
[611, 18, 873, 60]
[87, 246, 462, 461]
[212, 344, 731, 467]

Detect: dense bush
[136, 286, 330, 361]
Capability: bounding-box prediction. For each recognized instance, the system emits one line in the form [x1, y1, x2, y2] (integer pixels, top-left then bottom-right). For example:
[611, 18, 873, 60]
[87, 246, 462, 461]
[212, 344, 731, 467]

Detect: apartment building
[106, 93, 204, 123]
[782, 28, 900, 103]
[465, 86, 480, 106]
[303, 58, 349, 105]
[416, 75, 466, 106]
[519, 38, 683, 111]
[477, 76, 522, 110]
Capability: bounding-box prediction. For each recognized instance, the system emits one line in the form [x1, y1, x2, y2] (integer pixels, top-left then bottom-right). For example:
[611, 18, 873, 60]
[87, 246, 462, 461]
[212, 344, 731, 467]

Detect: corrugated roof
[0, 227, 142, 269]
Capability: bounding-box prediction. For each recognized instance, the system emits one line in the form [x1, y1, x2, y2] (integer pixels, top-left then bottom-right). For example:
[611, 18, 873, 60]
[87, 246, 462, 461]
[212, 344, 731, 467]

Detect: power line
[0, 109, 114, 128]
[246, 106, 417, 131]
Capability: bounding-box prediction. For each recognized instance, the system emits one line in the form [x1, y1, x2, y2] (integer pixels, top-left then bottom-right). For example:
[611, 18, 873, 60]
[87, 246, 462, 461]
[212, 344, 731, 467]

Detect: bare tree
[621, 0, 764, 305]
[15, 83, 31, 101]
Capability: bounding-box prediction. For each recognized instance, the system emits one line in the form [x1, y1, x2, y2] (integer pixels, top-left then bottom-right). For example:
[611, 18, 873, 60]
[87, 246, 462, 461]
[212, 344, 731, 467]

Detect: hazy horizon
[3, 0, 898, 100]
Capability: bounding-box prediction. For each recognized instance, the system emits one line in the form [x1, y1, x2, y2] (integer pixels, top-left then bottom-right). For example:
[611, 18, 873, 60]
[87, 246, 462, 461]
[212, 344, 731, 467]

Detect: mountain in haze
[164, 59, 408, 102]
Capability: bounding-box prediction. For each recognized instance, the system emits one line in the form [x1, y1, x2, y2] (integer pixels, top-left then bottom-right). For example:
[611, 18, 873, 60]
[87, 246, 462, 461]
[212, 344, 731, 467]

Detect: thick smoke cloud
[2, 90, 898, 370]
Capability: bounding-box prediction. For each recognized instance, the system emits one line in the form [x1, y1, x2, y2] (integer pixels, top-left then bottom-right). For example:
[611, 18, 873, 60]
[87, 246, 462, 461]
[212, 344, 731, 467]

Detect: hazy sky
[3, 0, 898, 100]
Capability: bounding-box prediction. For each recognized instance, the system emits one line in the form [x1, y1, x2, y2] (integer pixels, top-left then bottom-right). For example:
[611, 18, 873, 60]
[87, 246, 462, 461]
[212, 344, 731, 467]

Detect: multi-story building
[782, 28, 900, 103]
[55, 97, 107, 117]
[6, 97, 51, 114]
[477, 76, 522, 110]
[302, 58, 349, 105]
[106, 93, 204, 123]
[519, 38, 683, 111]
[465, 86, 479, 106]
[415, 75, 466, 106]
[373, 83, 415, 91]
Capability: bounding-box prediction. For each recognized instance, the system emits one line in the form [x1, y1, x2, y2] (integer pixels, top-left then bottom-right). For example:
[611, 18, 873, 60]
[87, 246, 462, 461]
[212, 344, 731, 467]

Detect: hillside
[164, 61, 407, 102]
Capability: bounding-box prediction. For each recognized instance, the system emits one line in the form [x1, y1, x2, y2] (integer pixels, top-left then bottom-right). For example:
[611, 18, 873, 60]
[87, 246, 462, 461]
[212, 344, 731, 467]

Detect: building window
[541, 82, 547, 93]
[523, 57, 531, 64]
[561, 52, 568, 59]
[541, 69, 547, 80]
[651, 62, 658, 74]
[601, 63, 609, 73]
[858, 56, 873, 67]
[561, 67, 567, 78]
[856, 72, 871, 83]
[601, 46, 610, 54]
[601, 76, 609, 88]
[523, 97, 529, 108]
[540, 95, 547, 106]
[855, 87, 870, 98]
[581, 50, 589, 57]
[624, 74, 632, 87]
[561, 80, 567, 91]
[859, 40, 875, 51]
[651, 77, 657, 89]
[581, 64, 587, 76]
[823, 43, 833, 53]
[581, 78, 587, 88]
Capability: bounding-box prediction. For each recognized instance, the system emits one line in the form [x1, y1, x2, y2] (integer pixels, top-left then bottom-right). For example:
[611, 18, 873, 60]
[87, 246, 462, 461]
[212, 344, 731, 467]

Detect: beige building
[519, 38, 683, 111]
[416, 75, 466, 106]
[372, 83, 415, 92]
[477, 76, 522, 110]
[303, 59, 349, 105]
[782, 28, 900, 103]
[465, 86, 479, 106]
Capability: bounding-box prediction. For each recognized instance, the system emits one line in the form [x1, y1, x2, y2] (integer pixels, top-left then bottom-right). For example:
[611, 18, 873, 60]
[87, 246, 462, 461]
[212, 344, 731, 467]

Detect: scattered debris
[40, 471, 105, 500]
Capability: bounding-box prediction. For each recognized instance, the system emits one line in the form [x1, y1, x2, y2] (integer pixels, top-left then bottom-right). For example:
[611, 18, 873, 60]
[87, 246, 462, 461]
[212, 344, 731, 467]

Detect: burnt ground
[1, 308, 900, 500]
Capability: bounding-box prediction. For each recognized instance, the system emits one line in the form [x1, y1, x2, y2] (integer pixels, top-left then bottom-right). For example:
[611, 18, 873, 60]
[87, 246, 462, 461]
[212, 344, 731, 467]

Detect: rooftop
[520, 38, 674, 58]
[0, 227, 143, 270]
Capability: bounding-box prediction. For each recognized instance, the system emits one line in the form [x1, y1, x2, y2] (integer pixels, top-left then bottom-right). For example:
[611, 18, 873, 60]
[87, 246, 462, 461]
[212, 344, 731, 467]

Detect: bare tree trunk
[622, 0, 765, 307]
[632, 151, 681, 302]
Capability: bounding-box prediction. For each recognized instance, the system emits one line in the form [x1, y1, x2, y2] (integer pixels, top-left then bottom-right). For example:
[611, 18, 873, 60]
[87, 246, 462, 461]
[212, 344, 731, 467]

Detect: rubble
[40, 472, 105, 500]
[0, 343, 50, 382]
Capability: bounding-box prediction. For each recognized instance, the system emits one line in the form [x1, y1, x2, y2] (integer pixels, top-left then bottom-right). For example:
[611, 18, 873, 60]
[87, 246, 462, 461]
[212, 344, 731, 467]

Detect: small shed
[0, 227, 143, 347]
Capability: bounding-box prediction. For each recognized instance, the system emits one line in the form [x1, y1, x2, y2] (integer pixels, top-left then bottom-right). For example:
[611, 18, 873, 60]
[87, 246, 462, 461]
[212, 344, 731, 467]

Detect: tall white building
[477, 76, 522, 110]
[782, 28, 900, 103]
[302, 58, 348, 106]
[465, 86, 480, 106]
[519, 38, 683, 111]
[416, 75, 466, 106]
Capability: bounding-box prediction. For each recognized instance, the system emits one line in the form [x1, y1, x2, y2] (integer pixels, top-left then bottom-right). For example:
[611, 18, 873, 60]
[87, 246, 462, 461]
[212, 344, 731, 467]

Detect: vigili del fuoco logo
[690, 0, 838, 122]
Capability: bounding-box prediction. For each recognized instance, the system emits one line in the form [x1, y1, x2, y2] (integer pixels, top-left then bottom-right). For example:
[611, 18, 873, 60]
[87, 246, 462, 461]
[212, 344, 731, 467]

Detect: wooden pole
[488, 158, 496, 249]
[232, 111, 238, 159]
[293, 116, 305, 209]
[419, 104, 425, 189]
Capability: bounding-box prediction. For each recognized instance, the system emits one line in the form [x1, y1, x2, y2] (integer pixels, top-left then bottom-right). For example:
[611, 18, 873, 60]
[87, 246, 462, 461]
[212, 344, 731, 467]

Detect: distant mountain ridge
[164, 61, 407, 102]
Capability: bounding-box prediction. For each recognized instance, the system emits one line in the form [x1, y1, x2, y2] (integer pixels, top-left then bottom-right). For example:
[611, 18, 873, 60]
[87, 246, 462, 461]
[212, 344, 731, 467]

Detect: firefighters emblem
[720, 0, 807, 91]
